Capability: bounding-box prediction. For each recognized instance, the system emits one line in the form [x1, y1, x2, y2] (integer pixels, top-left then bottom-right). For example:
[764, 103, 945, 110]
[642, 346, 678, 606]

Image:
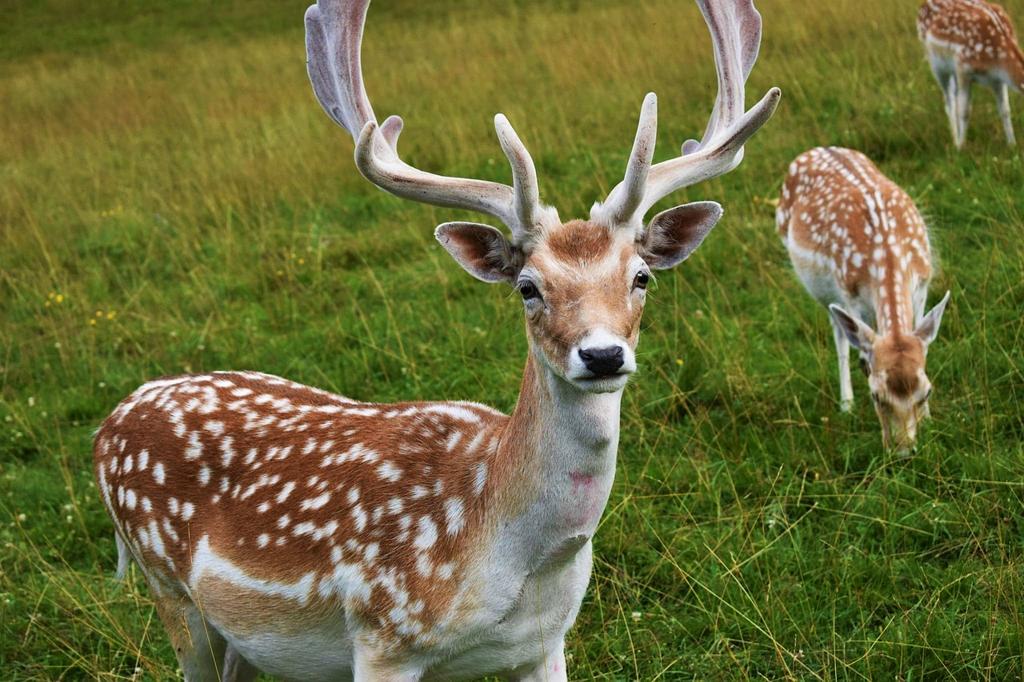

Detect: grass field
[3, 0, 1024, 678]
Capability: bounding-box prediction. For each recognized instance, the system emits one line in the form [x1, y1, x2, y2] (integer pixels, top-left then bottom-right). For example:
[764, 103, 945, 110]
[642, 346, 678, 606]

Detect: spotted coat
[776, 147, 949, 452]
[777, 146, 932, 335]
[95, 371, 513, 649]
[918, 0, 1024, 78]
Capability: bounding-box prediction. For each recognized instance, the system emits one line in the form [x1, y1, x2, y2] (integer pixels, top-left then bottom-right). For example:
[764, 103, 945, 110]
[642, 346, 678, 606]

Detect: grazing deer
[776, 147, 950, 452]
[918, 0, 1024, 147]
[93, 0, 779, 679]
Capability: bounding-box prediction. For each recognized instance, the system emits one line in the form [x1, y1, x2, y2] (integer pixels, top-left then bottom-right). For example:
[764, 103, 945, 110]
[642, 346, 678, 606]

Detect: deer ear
[639, 201, 723, 270]
[915, 290, 951, 346]
[829, 304, 876, 353]
[435, 222, 520, 284]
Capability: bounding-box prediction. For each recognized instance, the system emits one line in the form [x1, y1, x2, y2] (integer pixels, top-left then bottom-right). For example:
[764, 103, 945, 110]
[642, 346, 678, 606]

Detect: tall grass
[2, 0, 1023, 678]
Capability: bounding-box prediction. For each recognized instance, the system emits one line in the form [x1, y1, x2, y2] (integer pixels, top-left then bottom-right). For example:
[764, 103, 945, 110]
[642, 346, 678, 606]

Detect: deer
[776, 147, 951, 453]
[93, 0, 779, 679]
[918, 0, 1024, 147]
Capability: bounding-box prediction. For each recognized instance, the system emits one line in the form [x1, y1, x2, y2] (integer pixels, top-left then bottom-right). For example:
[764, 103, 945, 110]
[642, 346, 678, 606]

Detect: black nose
[578, 346, 624, 377]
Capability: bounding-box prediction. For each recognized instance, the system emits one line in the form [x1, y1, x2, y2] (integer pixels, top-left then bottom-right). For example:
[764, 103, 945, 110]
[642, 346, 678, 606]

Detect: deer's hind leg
[150, 588, 229, 682]
[953, 64, 973, 148]
[928, 55, 959, 146]
[996, 81, 1016, 146]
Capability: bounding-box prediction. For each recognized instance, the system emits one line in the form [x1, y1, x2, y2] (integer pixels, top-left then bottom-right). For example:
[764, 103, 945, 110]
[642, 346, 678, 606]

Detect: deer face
[436, 203, 723, 394]
[830, 291, 950, 452]
[865, 335, 932, 452]
[517, 222, 645, 393]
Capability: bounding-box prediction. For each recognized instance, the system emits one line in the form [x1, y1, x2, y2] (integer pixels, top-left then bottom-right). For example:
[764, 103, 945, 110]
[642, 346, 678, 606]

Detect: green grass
[2, 0, 1024, 678]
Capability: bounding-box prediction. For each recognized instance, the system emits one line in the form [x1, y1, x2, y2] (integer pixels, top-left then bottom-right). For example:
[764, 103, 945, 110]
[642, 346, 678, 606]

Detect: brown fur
[919, 0, 1024, 85]
[777, 147, 932, 335]
[95, 371, 511, 648]
[545, 220, 615, 263]
[876, 336, 926, 398]
[525, 222, 642, 374]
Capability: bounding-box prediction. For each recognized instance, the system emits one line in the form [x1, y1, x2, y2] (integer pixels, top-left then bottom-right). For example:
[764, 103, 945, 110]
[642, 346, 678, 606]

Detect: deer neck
[871, 267, 918, 338]
[489, 349, 622, 574]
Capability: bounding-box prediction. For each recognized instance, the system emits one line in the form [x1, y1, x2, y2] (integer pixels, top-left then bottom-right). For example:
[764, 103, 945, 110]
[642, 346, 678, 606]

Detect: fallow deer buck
[93, 0, 779, 679]
[777, 147, 951, 452]
[918, 0, 1024, 147]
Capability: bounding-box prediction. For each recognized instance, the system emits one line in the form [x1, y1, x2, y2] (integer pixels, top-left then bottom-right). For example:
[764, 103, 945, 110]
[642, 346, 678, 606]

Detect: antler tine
[495, 115, 550, 242]
[304, 0, 375, 136]
[592, 0, 780, 232]
[602, 93, 658, 227]
[305, 0, 556, 247]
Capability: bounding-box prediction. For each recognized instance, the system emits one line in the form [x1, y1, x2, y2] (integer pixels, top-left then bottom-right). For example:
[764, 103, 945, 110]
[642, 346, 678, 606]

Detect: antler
[305, 0, 558, 247]
[591, 0, 781, 231]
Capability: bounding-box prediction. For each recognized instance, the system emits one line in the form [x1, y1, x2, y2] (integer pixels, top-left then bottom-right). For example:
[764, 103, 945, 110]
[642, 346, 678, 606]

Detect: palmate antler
[305, 0, 559, 247]
[305, 0, 779, 247]
[590, 0, 782, 232]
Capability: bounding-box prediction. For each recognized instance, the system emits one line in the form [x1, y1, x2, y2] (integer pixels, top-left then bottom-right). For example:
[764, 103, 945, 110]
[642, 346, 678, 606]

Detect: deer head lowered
[93, 1, 779, 680]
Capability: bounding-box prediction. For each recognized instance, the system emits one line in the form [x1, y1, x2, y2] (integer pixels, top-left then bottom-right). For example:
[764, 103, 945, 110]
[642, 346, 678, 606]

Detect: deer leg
[954, 68, 972, 149]
[996, 82, 1016, 146]
[503, 640, 569, 682]
[930, 62, 959, 146]
[831, 316, 854, 412]
[151, 590, 228, 682]
[221, 646, 258, 682]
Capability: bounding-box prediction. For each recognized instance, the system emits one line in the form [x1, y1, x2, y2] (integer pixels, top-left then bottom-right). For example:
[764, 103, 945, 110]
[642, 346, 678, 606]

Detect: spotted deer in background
[918, 0, 1024, 147]
[94, 0, 779, 679]
[777, 147, 951, 452]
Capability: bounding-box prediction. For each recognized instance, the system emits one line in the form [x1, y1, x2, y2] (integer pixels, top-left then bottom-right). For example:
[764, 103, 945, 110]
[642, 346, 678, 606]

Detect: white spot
[473, 461, 487, 496]
[277, 481, 296, 503]
[292, 521, 316, 536]
[185, 432, 203, 460]
[125, 489, 137, 510]
[352, 503, 368, 532]
[377, 461, 403, 483]
[137, 449, 149, 471]
[198, 466, 211, 486]
[443, 497, 465, 536]
[301, 492, 331, 511]
[220, 437, 236, 467]
[421, 405, 480, 423]
[387, 497, 404, 515]
[257, 534, 270, 548]
[204, 420, 225, 436]
[153, 462, 166, 486]
[414, 516, 438, 550]
[124, 454, 134, 473]
[181, 502, 195, 522]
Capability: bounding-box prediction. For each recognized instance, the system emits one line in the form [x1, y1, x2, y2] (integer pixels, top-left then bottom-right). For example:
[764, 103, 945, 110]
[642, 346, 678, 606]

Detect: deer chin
[567, 371, 632, 394]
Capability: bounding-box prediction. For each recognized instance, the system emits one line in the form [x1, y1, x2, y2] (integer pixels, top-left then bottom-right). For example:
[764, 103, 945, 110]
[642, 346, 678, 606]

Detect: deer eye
[633, 271, 650, 290]
[518, 281, 541, 301]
